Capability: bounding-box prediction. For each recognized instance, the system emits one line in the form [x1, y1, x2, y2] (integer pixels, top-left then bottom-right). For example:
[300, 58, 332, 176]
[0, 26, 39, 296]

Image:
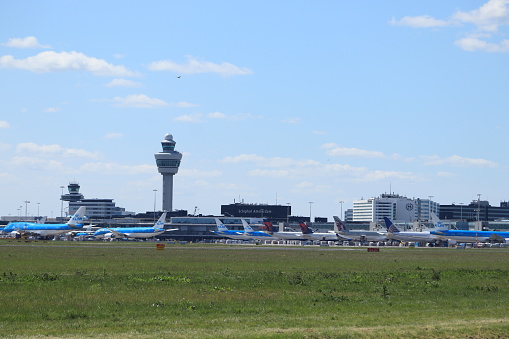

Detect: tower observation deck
[154, 133, 182, 212]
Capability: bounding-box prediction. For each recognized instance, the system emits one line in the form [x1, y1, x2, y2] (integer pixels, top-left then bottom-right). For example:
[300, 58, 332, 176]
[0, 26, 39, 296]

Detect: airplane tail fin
[333, 216, 347, 233]
[215, 218, 230, 232]
[383, 217, 400, 233]
[299, 221, 313, 234]
[154, 212, 167, 230]
[431, 212, 447, 231]
[263, 220, 274, 233]
[241, 219, 255, 232]
[67, 207, 86, 228]
[37, 216, 47, 224]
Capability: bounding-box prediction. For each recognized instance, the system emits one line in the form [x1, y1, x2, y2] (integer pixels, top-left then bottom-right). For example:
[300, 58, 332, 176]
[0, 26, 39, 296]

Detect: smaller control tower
[154, 133, 183, 212]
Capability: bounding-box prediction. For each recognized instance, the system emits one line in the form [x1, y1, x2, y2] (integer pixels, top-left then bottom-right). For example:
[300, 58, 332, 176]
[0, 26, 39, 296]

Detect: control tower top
[155, 133, 182, 175]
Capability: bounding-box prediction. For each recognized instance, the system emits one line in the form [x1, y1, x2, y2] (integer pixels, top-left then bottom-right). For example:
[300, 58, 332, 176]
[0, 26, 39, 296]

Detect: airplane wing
[487, 234, 507, 243]
[108, 229, 127, 237]
[165, 228, 178, 232]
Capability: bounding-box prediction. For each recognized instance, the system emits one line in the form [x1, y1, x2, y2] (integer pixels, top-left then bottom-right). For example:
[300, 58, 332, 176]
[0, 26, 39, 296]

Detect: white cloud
[0, 51, 138, 76]
[358, 170, 420, 182]
[16, 142, 100, 159]
[147, 55, 253, 76]
[390, 15, 449, 28]
[248, 169, 289, 178]
[43, 107, 61, 113]
[455, 35, 509, 52]
[292, 181, 331, 193]
[322, 143, 385, 158]
[175, 113, 204, 123]
[105, 78, 142, 87]
[437, 171, 457, 177]
[2, 36, 51, 49]
[0, 121, 10, 129]
[110, 94, 168, 108]
[312, 130, 327, 135]
[422, 155, 498, 167]
[103, 132, 124, 139]
[179, 168, 222, 178]
[393, 0, 509, 53]
[81, 162, 154, 175]
[208, 112, 227, 119]
[174, 101, 199, 108]
[10, 156, 67, 171]
[452, 0, 509, 32]
[281, 117, 300, 124]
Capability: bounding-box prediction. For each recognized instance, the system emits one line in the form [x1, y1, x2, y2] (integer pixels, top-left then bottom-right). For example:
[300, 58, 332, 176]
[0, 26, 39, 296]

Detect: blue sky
[1, 0, 508, 219]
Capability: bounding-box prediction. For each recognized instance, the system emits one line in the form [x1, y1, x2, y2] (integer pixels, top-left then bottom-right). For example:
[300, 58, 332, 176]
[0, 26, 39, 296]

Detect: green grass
[1, 242, 509, 338]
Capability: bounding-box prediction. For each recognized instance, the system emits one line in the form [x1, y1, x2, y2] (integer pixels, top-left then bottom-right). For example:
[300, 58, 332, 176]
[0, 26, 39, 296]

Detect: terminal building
[439, 200, 509, 222]
[350, 193, 439, 222]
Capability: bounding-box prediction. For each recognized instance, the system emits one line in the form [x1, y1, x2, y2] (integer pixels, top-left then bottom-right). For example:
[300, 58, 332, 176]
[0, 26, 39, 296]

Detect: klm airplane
[241, 219, 278, 241]
[212, 218, 251, 240]
[430, 228, 509, 243]
[93, 212, 176, 239]
[2, 207, 87, 238]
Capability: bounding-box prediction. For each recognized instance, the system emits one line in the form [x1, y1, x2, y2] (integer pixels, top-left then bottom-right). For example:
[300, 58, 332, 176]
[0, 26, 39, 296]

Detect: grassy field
[1, 241, 509, 338]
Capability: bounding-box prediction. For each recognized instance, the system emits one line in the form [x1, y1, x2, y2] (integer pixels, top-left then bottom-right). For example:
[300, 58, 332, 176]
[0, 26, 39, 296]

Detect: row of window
[156, 160, 181, 167]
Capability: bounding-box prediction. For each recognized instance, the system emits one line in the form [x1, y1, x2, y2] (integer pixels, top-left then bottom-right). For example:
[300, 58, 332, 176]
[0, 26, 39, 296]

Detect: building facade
[352, 193, 439, 222]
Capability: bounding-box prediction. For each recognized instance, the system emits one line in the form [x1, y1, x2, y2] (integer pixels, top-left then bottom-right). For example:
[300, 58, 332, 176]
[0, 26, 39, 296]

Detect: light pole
[24, 200, 30, 219]
[60, 186, 65, 218]
[37, 202, 40, 219]
[339, 201, 344, 219]
[153, 189, 158, 222]
[309, 202, 314, 223]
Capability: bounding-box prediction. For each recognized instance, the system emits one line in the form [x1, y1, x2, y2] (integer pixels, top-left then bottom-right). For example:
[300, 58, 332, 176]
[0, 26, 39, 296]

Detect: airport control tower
[154, 133, 183, 212]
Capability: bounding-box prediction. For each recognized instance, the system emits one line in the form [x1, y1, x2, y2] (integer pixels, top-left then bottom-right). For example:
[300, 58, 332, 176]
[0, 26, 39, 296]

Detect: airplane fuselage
[387, 231, 438, 243]
[431, 230, 509, 243]
[3, 222, 83, 237]
[337, 231, 387, 242]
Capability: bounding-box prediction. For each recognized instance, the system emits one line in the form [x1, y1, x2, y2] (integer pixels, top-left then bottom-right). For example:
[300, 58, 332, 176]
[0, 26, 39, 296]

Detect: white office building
[352, 193, 439, 222]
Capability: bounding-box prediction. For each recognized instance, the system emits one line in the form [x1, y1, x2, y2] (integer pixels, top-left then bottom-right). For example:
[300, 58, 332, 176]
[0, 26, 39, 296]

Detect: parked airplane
[430, 222, 509, 244]
[333, 216, 387, 242]
[383, 217, 439, 243]
[262, 220, 307, 240]
[2, 207, 87, 238]
[299, 221, 344, 241]
[93, 212, 176, 239]
[211, 218, 251, 240]
[241, 219, 279, 241]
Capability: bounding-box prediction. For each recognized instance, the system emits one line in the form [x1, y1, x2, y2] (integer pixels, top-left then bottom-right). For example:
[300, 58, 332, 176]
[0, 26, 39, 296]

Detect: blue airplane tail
[383, 217, 400, 233]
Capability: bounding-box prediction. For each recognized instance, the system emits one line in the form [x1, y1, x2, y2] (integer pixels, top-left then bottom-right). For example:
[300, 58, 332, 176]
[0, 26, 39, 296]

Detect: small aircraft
[333, 216, 387, 242]
[383, 217, 440, 243]
[93, 212, 176, 239]
[2, 207, 87, 238]
[299, 221, 344, 241]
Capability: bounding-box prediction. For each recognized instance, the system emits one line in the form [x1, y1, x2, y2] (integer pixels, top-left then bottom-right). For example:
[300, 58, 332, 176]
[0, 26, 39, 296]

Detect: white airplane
[93, 212, 176, 239]
[262, 220, 307, 240]
[2, 207, 87, 238]
[211, 218, 251, 240]
[383, 217, 440, 243]
[299, 221, 344, 241]
[241, 219, 279, 241]
[333, 216, 387, 242]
